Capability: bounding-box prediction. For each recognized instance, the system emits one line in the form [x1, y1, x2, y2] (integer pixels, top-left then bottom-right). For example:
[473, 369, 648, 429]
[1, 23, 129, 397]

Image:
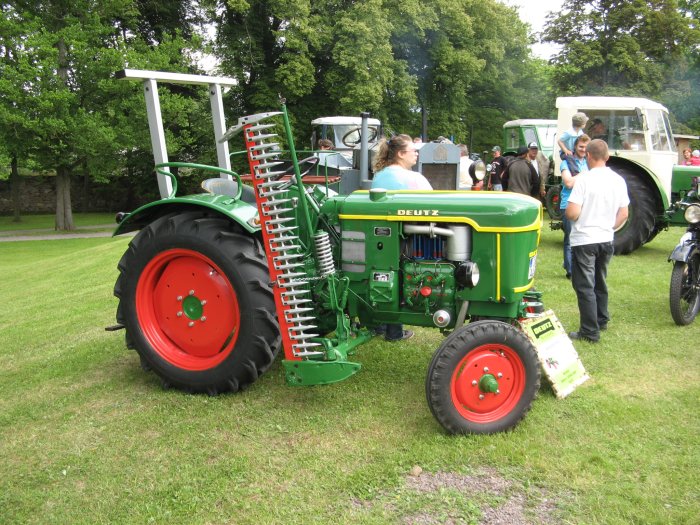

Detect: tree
[0, 1, 212, 228]
[660, 0, 700, 136]
[208, 0, 544, 151]
[542, 0, 699, 97]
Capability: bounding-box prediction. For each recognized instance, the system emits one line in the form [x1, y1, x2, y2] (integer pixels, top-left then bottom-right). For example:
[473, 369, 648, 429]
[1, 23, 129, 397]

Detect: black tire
[545, 185, 562, 220]
[114, 211, 280, 394]
[669, 254, 700, 326]
[611, 168, 657, 255]
[425, 320, 540, 434]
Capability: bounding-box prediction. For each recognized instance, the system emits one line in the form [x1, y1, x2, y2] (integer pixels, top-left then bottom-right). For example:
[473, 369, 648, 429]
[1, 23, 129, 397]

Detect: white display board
[519, 310, 590, 398]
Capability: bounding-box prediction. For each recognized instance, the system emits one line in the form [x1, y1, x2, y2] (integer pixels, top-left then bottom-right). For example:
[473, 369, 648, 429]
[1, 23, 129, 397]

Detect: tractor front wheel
[114, 211, 280, 394]
[425, 320, 540, 434]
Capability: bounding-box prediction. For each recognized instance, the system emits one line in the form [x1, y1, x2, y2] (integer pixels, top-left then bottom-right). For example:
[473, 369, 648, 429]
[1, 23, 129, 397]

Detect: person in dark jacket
[503, 146, 539, 197]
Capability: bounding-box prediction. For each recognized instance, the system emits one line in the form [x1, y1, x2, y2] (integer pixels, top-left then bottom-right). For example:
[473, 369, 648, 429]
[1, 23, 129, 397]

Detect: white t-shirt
[568, 166, 630, 247]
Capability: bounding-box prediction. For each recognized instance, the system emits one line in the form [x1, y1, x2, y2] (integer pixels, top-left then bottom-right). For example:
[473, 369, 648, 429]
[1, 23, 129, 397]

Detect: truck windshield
[647, 109, 676, 152]
[582, 110, 645, 151]
[536, 126, 557, 152]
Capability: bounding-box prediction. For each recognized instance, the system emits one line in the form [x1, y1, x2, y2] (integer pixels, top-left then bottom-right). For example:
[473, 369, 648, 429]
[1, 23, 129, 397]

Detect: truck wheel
[669, 255, 700, 326]
[114, 211, 280, 394]
[612, 168, 656, 255]
[425, 320, 540, 434]
[545, 185, 562, 220]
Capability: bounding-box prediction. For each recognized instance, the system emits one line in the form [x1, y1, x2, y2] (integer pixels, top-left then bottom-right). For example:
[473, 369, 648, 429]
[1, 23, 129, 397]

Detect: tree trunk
[54, 36, 74, 231]
[10, 155, 22, 223]
[81, 161, 89, 212]
[55, 166, 74, 231]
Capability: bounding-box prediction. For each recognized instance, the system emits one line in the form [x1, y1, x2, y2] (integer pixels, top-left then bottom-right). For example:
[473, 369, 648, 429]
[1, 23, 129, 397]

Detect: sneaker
[386, 330, 414, 342]
[565, 272, 571, 279]
[599, 324, 608, 331]
[568, 331, 599, 343]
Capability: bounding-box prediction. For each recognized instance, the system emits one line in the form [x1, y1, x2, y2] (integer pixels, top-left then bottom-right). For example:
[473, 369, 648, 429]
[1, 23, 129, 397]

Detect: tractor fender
[113, 194, 260, 236]
[606, 156, 668, 212]
[668, 233, 699, 263]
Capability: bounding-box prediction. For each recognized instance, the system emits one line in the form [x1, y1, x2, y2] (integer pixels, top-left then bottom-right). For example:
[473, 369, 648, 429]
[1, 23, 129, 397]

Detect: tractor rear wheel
[425, 320, 540, 434]
[545, 185, 562, 220]
[114, 211, 280, 394]
[612, 168, 656, 255]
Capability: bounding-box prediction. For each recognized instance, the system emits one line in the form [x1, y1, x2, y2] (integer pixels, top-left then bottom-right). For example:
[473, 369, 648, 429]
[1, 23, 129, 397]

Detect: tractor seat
[201, 178, 257, 205]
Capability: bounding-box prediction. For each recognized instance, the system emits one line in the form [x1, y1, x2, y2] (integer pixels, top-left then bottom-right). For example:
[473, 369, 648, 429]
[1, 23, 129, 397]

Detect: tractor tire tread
[113, 211, 280, 395]
[426, 320, 540, 435]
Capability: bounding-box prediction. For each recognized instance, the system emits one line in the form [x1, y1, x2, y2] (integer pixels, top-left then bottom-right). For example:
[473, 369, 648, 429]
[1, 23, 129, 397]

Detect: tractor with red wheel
[111, 70, 547, 434]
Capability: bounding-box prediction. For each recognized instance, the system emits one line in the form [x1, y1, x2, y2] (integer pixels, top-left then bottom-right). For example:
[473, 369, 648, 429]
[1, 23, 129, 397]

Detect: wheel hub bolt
[177, 311, 183, 317]
[200, 316, 206, 322]
[471, 380, 477, 386]
[189, 290, 195, 296]
[188, 321, 194, 327]
[201, 300, 207, 306]
[478, 394, 485, 400]
[497, 372, 503, 378]
[177, 295, 183, 302]
[483, 367, 489, 373]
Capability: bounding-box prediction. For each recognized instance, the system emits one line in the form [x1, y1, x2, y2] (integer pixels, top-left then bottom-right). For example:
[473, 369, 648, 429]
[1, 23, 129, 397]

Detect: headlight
[684, 204, 700, 224]
[469, 160, 486, 181]
[455, 261, 480, 288]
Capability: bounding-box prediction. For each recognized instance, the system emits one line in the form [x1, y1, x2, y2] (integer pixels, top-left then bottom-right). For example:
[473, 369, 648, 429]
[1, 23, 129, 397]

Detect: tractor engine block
[402, 260, 456, 314]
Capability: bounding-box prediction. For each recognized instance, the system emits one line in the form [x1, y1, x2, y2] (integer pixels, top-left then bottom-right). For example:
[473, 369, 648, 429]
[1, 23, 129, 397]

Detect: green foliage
[211, 0, 549, 151]
[0, 0, 216, 224]
[543, 0, 700, 98]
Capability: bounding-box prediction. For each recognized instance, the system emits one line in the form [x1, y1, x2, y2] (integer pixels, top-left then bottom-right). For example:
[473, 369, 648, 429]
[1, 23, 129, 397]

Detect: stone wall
[0, 175, 161, 215]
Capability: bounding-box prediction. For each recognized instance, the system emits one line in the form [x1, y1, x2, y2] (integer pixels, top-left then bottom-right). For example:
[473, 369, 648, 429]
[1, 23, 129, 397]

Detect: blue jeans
[561, 215, 572, 275]
[571, 242, 614, 340]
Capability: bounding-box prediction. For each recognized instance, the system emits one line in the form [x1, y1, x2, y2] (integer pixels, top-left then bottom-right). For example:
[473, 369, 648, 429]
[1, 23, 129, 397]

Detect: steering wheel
[276, 155, 320, 190]
[341, 127, 378, 148]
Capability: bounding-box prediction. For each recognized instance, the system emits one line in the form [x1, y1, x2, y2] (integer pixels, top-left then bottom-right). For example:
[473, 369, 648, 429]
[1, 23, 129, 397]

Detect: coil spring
[314, 231, 336, 277]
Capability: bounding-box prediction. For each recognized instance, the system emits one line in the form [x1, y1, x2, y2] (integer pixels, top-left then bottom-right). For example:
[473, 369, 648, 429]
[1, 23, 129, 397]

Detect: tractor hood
[326, 190, 542, 232]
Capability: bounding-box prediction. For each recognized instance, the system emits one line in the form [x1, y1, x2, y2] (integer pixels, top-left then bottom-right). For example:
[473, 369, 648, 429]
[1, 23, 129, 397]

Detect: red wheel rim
[450, 343, 526, 423]
[136, 249, 240, 370]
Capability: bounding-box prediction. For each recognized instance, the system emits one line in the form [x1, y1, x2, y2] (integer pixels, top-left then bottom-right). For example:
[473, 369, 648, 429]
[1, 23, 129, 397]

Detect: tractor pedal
[104, 324, 125, 332]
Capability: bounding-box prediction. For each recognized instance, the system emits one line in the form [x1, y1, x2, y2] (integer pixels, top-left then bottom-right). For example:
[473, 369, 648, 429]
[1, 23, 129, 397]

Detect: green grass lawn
[0, 226, 698, 524]
[0, 213, 116, 232]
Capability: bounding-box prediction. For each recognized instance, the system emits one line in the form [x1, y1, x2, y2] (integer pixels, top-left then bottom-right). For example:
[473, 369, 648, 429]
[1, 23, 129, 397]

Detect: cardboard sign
[519, 310, 589, 398]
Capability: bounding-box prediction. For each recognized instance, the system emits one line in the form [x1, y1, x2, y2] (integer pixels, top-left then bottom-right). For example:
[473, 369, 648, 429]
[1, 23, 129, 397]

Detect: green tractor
[502, 119, 557, 160]
[111, 70, 548, 435]
[501, 119, 560, 218]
